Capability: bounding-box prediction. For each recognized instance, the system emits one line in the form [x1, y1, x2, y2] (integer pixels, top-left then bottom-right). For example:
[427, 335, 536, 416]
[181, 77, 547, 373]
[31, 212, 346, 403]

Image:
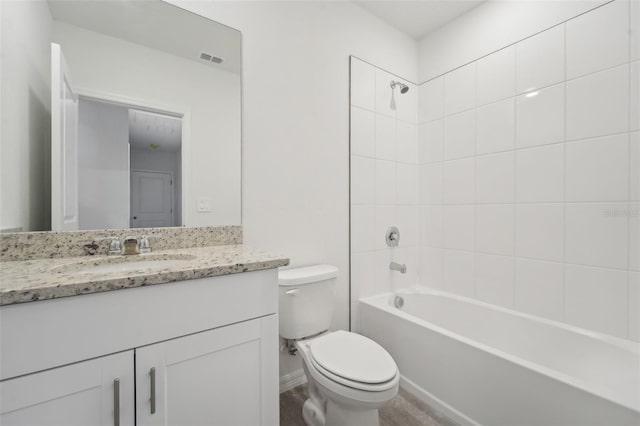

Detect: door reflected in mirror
[1, 0, 242, 232]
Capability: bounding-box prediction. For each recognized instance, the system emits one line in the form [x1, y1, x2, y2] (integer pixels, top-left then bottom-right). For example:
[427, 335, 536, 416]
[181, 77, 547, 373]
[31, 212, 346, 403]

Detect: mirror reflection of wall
[77, 100, 182, 231]
[0, 0, 241, 233]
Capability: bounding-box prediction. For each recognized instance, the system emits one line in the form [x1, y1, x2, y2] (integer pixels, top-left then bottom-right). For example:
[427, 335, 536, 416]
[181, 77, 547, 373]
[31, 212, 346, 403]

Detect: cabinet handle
[150, 367, 156, 414]
[113, 378, 120, 426]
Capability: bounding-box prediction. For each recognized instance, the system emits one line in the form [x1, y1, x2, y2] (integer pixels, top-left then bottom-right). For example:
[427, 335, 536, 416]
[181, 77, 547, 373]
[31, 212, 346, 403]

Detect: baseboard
[280, 368, 307, 393]
[400, 375, 481, 426]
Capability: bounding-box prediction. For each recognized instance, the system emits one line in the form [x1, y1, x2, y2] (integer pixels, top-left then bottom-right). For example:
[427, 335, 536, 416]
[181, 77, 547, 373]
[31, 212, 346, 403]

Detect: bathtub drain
[394, 295, 404, 309]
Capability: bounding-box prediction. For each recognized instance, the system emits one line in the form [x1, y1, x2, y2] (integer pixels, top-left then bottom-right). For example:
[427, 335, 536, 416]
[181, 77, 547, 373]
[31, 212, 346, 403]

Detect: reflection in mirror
[0, 0, 242, 232]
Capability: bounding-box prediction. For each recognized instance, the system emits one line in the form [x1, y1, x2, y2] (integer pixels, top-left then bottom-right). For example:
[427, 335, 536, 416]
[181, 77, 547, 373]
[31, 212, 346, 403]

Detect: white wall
[349, 57, 420, 330]
[78, 99, 129, 230]
[168, 0, 418, 382]
[0, 1, 52, 231]
[416, 0, 639, 341]
[52, 21, 241, 227]
[130, 147, 182, 227]
[418, 0, 609, 82]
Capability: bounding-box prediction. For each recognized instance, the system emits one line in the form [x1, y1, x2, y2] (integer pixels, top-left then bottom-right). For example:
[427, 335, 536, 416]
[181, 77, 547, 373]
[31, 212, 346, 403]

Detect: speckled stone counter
[0, 226, 243, 261]
[0, 244, 289, 305]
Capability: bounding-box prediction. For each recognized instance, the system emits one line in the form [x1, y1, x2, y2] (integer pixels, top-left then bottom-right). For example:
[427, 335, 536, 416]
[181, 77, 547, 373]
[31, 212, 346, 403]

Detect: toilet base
[301, 397, 380, 426]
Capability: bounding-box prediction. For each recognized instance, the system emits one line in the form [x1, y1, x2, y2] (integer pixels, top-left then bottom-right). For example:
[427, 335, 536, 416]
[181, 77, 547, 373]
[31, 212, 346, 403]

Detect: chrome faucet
[390, 261, 407, 273]
[96, 236, 122, 256]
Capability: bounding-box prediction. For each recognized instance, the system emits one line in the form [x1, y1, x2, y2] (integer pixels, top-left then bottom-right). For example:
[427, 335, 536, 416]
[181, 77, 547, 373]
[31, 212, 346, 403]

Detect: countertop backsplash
[0, 226, 242, 262]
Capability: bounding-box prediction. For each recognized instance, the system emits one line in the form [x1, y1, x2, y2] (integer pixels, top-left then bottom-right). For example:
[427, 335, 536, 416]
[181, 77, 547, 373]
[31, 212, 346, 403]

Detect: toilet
[279, 265, 399, 426]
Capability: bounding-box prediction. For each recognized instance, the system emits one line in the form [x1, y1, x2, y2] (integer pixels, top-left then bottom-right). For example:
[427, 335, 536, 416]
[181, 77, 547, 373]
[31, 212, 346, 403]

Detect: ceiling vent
[200, 52, 223, 64]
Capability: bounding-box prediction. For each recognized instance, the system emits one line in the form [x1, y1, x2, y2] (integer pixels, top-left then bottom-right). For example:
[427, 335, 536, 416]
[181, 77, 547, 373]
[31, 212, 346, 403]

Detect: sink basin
[55, 254, 196, 275]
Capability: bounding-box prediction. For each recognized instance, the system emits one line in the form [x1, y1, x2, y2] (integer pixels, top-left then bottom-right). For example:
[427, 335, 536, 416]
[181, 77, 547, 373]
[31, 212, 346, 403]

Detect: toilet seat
[308, 331, 398, 392]
[310, 357, 397, 392]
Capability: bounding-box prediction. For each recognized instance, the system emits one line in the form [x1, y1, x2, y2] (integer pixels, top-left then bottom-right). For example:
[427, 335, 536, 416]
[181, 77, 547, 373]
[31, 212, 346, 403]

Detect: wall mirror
[1, 0, 242, 232]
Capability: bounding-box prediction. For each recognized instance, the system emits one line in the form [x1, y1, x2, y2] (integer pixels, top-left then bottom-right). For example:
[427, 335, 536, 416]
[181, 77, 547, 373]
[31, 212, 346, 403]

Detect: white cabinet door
[136, 315, 278, 426]
[0, 350, 134, 426]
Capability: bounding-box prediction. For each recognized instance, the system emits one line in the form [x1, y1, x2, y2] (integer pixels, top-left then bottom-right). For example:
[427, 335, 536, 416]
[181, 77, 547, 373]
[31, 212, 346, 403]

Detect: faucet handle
[95, 237, 122, 255]
[138, 235, 158, 254]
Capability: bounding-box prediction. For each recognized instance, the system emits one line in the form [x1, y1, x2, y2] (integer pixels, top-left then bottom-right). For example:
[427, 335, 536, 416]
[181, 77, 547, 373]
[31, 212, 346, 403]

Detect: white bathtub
[358, 287, 640, 426]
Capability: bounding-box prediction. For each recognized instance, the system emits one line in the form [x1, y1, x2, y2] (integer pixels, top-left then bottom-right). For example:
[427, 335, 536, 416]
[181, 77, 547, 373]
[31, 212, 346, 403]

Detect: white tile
[375, 114, 396, 161]
[566, 134, 629, 202]
[351, 252, 376, 300]
[476, 152, 515, 204]
[351, 204, 375, 252]
[351, 156, 375, 204]
[476, 98, 515, 155]
[443, 250, 475, 297]
[396, 163, 418, 205]
[475, 253, 514, 307]
[516, 25, 565, 94]
[476, 46, 516, 106]
[565, 203, 629, 269]
[515, 204, 564, 262]
[476, 205, 514, 256]
[515, 258, 564, 321]
[630, 203, 639, 271]
[396, 81, 418, 124]
[375, 205, 397, 250]
[515, 144, 564, 203]
[373, 249, 393, 296]
[632, 62, 639, 132]
[419, 205, 443, 248]
[443, 110, 475, 160]
[351, 107, 375, 157]
[419, 163, 443, 205]
[633, 0, 640, 61]
[419, 247, 443, 289]
[397, 206, 419, 247]
[375, 160, 396, 205]
[443, 158, 475, 204]
[631, 133, 639, 201]
[565, 264, 628, 338]
[566, 65, 629, 141]
[419, 76, 444, 123]
[515, 83, 565, 149]
[375, 68, 397, 117]
[630, 272, 640, 341]
[443, 205, 475, 251]
[418, 120, 443, 163]
[566, 0, 630, 79]
[351, 58, 375, 110]
[444, 63, 476, 115]
[397, 121, 418, 164]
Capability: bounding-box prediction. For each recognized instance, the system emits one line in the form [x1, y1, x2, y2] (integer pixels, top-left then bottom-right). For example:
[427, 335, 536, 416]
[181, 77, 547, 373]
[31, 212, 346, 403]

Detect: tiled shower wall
[350, 57, 419, 329]
[351, 0, 639, 341]
[416, 0, 639, 341]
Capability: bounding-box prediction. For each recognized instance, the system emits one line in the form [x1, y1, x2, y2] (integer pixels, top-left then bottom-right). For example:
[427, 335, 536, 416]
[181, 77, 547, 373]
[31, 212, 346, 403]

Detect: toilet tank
[278, 265, 339, 339]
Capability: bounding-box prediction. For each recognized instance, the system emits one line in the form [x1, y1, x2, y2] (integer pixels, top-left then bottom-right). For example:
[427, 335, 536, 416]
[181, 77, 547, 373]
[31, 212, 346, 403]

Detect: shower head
[390, 80, 409, 94]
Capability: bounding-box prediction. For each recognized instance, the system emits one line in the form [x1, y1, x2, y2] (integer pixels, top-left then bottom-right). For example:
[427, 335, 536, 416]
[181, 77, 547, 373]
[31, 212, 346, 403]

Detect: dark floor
[280, 384, 458, 426]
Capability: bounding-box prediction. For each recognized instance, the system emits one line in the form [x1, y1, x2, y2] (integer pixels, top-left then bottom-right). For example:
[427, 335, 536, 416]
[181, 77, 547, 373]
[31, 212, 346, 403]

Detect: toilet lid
[309, 331, 397, 384]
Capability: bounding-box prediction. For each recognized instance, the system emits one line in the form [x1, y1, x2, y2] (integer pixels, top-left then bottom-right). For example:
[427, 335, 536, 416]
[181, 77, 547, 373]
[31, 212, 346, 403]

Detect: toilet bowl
[278, 265, 399, 426]
[296, 330, 399, 426]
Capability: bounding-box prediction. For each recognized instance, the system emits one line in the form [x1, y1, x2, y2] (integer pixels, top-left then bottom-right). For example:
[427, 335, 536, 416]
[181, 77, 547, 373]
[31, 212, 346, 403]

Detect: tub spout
[390, 261, 407, 273]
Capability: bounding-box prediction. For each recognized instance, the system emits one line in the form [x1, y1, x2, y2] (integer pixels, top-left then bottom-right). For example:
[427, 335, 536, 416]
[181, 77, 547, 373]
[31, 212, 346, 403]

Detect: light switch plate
[197, 197, 212, 213]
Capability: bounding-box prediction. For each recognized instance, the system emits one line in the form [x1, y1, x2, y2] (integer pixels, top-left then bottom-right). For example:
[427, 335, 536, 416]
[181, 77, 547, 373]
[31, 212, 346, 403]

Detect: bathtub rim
[358, 286, 640, 414]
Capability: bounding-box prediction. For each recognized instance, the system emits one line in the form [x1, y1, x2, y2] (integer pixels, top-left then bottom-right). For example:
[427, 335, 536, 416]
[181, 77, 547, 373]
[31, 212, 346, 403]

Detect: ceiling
[129, 109, 182, 153]
[355, 0, 485, 40]
[47, 0, 241, 74]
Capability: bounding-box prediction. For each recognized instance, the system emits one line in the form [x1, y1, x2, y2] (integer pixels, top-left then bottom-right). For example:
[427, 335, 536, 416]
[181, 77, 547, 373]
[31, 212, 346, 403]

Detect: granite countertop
[0, 245, 289, 306]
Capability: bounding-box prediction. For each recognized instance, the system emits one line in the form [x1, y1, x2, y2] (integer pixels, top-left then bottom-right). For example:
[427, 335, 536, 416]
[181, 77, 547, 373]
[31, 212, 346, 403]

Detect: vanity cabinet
[136, 316, 276, 426]
[0, 270, 279, 426]
[0, 351, 135, 425]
